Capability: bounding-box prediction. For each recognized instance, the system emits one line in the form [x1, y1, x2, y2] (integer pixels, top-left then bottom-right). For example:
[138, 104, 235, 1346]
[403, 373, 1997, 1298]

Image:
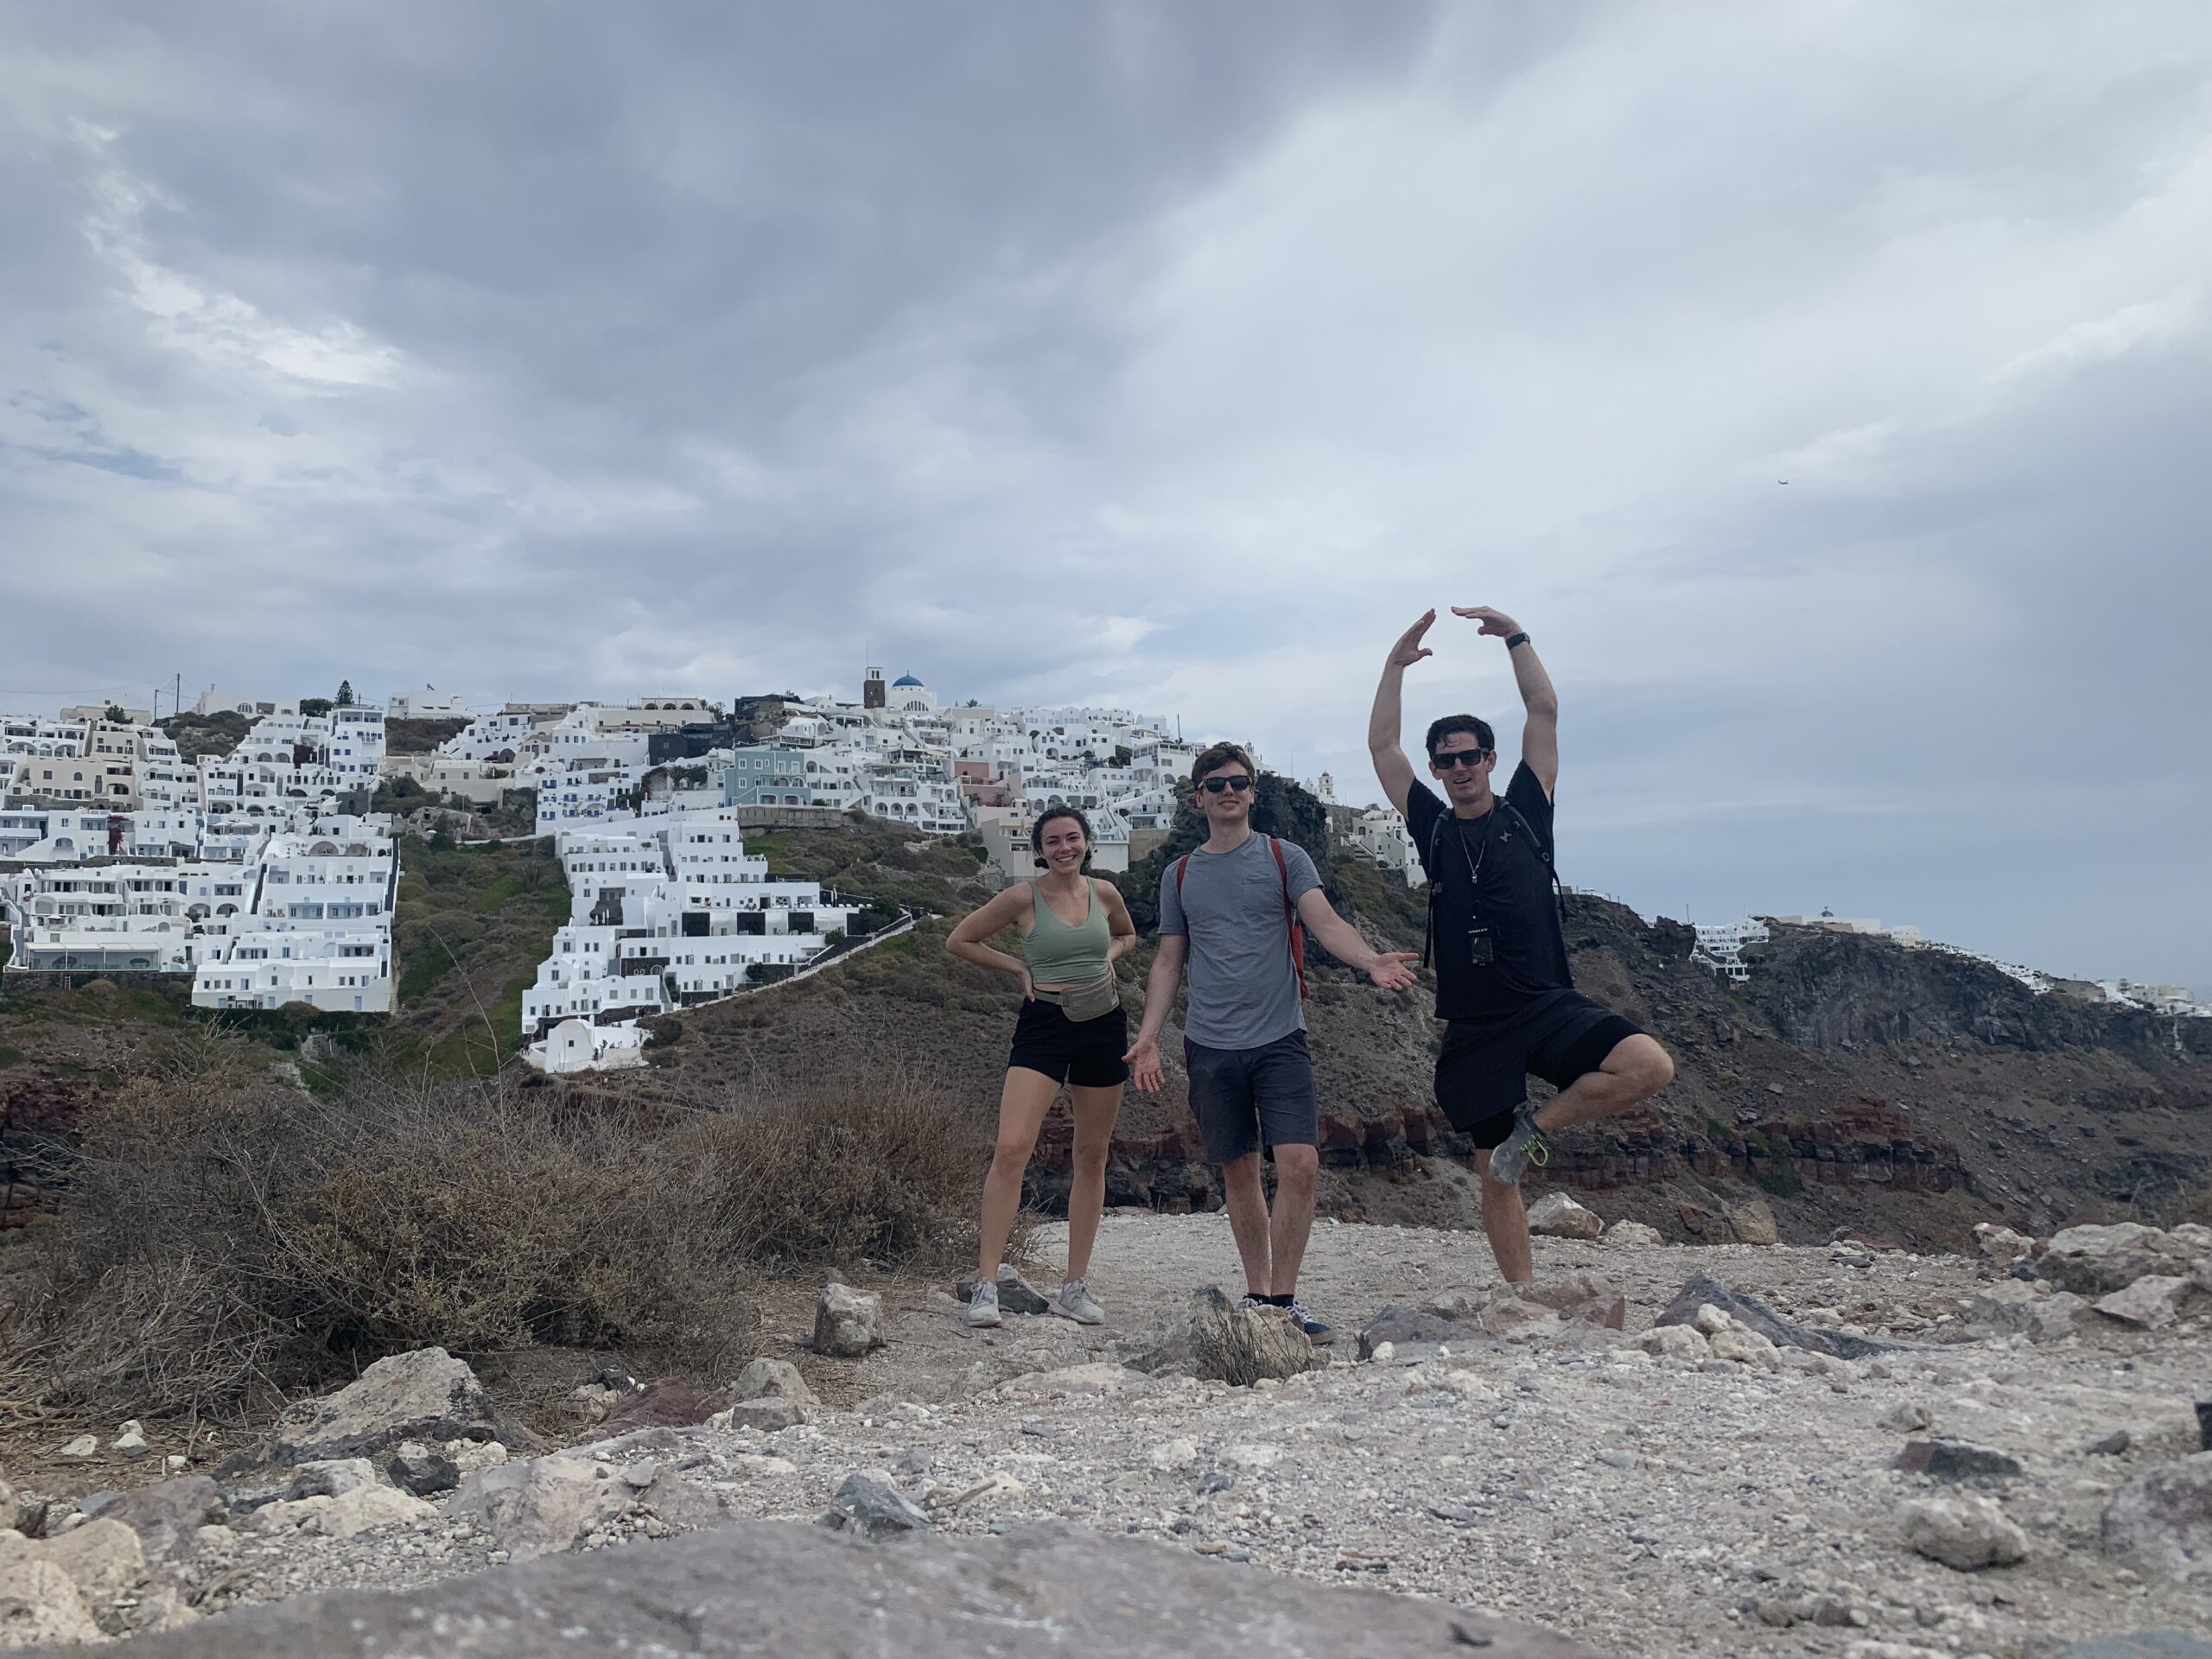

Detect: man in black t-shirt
[1368, 605, 1675, 1284]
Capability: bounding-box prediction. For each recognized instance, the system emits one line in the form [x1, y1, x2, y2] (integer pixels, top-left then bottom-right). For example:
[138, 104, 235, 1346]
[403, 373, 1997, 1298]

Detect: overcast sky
[4, 3, 2209, 992]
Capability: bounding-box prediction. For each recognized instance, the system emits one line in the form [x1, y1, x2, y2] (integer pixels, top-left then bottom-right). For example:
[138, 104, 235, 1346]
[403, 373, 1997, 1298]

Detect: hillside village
[4, 672, 2205, 1071]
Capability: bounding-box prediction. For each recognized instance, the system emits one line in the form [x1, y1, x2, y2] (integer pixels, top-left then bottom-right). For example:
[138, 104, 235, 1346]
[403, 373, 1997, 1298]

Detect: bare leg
[1476, 1148, 1534, 1284]
[977, 1068, 1064, 1279]
[1530, 1034, 1675, 1135]
[1063, 1083, 1122, 1281]
[1218, 1151, 1274, 1296]
[1266, 1143, 1319, 1295]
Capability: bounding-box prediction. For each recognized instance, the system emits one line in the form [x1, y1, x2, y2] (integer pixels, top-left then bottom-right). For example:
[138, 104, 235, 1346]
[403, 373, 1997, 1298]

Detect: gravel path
[173, 1217, 2212, 1657]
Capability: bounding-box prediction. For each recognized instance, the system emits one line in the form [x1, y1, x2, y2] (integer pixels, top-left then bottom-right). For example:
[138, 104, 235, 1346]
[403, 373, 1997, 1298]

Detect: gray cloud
[3, 2, 2208, 991]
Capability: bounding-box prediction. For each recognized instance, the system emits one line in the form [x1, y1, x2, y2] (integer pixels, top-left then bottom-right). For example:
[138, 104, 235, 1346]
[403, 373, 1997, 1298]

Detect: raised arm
[1367, 610, 1435, 815]
[1453, 605, 1557, 798]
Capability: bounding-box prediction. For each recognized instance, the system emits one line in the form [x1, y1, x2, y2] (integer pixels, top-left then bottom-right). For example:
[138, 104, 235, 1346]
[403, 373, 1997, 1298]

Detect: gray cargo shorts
[1183, 1029, 1319, 1165]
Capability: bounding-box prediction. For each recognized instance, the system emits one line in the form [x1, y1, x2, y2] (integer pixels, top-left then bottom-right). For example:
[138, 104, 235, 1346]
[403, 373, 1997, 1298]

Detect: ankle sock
[1263, 1293, 1294, 1307]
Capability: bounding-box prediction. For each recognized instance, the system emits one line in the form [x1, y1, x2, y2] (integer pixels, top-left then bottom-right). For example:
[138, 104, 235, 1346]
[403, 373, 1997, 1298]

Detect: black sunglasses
[1199, 775, 1255, 794]
[1432, 750, 1493, 770]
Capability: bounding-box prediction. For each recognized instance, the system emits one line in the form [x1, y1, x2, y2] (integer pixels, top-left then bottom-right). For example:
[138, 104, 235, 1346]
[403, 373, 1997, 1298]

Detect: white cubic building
[520, 805, 859, 1041]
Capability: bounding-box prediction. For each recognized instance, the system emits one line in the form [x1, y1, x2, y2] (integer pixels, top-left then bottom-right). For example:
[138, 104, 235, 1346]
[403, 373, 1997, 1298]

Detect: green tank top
[1024, 879, 1110, 985]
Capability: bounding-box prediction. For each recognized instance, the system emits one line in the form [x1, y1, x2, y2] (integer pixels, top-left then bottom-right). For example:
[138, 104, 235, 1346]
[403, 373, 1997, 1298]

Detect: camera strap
[1420, 796, 1564, 969]
[1421, 808, 1493, 970]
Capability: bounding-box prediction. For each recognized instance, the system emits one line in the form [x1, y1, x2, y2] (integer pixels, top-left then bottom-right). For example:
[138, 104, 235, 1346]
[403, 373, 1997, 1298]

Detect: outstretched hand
[1386, 611, 1437, 669]
[1123, 1033, 1164, 1092]
[1366, 951, 1420, 992]
[1452, 605, 1522, 639]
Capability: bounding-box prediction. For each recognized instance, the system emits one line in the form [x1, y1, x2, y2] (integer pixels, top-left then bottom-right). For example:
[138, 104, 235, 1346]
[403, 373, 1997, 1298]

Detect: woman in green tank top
[947, 804, 1137, 1328]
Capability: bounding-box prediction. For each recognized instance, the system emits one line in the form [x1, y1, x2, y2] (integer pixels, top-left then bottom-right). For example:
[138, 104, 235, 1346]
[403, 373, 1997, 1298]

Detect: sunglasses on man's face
[1199, 775, 1255, 794]
[1432, 750, 1493, 771]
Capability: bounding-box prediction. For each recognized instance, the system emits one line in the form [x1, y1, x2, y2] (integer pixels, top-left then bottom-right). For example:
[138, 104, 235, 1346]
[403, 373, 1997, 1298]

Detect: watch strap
[1503, 631, 1530, 650]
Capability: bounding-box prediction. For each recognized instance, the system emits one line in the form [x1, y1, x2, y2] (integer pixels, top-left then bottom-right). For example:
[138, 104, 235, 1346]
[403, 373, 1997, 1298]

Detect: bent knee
[1613, 1035, 1674, 1096]
[1273, 1144, 1319, 1184]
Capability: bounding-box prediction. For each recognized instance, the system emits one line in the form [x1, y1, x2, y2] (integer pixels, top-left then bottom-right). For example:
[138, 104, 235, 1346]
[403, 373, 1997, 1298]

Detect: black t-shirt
[1405, 761, 1573, 1023]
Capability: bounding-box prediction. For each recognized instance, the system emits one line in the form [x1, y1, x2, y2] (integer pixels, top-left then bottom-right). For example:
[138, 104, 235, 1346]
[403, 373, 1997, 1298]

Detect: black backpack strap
[1497, 798, 1566, 920]
[1421, 808, 1448, 971]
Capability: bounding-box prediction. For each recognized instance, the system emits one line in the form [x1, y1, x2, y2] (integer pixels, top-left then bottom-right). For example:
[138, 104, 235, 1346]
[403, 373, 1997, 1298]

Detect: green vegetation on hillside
[385, 834, 569, 1077]
[153, 710, 251, 761]
[749, 817, 995, 924]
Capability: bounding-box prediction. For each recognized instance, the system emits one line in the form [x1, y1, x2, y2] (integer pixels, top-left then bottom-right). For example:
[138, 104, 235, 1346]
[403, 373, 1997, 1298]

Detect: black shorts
[1435, 990, 1643, 1148]
[1007, 998, 1129, 1089]
[1184, 1030, 1319, 1164]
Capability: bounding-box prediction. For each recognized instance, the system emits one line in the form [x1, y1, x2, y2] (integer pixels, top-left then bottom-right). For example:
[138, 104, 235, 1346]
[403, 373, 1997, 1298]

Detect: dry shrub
[705, 1066, 1008, 1271]
[12, 1038, 996, 1414]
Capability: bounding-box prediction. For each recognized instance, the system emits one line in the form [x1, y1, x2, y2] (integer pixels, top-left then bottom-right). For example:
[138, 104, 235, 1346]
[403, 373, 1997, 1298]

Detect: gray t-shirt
[1158, 832, 1323, 1049]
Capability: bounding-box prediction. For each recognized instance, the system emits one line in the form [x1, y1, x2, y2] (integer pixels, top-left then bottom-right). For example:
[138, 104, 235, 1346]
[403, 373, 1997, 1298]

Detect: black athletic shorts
[1184, 1029, 1319, 1164]
[1435, 989, 1643, 1148]
[1007, 998, 1129, 1089]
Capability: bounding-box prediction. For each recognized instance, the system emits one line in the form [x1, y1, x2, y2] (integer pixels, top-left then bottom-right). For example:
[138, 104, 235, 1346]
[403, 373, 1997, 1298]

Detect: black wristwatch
[1503, 631, 1529, 650]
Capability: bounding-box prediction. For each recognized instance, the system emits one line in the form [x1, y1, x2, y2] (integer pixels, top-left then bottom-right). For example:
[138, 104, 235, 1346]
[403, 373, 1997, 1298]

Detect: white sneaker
[1050, 1279, 1105, 1325]
[966, 1278, 1002, 1328]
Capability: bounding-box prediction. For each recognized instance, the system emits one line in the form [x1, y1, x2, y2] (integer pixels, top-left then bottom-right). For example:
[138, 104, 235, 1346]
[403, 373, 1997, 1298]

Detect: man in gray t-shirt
[1126, 743, 1418, 1341]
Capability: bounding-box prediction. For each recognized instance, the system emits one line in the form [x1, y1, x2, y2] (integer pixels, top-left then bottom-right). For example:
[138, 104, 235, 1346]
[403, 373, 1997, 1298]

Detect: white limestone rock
[2094, 1275, 2196, 1331]
[1527, 1192, 1604, 1240]
[1901, 1494, 2029, 1570]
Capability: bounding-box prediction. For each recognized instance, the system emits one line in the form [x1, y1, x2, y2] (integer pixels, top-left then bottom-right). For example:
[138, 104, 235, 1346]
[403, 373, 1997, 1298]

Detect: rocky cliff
[637, 863, 2209, 1250]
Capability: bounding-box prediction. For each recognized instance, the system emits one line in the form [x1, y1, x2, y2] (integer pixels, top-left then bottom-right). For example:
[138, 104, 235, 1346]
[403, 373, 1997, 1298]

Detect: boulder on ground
[118, 1519, 1606, 1658]
[1519, 1273, 1626, 1331]
[1527, 1192, 1603, 1240]
[240, 1485, 432, 1541]
[80, 1477, 223, 1570]
[35, 1517, 146, 1616]
[1363, 1303, 1484, 1360]
[450, 1456, 627, 1562]
[1972, 1281, 2088, 1342]
[272, 1347, 499, 1464]
[1896, 1440, 2024, 1481]
[709, 1398, 809, 1433]
[813, 1283, 884, 1358]
[1974, 1223, 2034, 1269]
[1636, 1324, 1707, 1360]
[387, 1442, 461, 1497]
[1120, 1287, 1325, 1386]
[600, 1379, 713, 1433]
[1707, 1326, 1783, 1370]
[731, 1359, 819, 1408]
[2038, 1224, 2183, 1296]
[1726, 1201, 1780, 1246]
[2096, 1276, 2196, 1331]
[2101, 1452, 2212, 1580]
[1656, 1273, 1899, 1360]
[287, 1458, 382, 1500]
[0, 1551, 100, 1645]
[1604, 1219, 1662, 1248]
[1901, 1494, 2028, 1570]
[820, 1473, 930, 1541]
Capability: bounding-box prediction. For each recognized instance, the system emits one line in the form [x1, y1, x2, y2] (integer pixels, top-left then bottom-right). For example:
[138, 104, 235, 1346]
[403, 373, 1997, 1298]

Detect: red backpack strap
[1174, 853, 1192, 893]
[1268, 837, 1310, 999]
